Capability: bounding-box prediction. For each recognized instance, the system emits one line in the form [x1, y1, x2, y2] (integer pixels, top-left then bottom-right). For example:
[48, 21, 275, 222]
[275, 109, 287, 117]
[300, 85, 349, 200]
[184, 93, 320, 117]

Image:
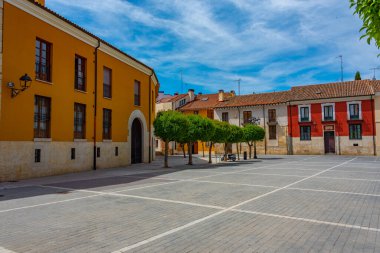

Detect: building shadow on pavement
[0, 155, 281, 202]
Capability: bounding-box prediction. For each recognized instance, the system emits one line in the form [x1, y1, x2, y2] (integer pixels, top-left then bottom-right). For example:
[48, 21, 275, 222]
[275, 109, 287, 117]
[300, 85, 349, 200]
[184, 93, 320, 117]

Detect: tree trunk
[202, 142, 205, 157]
[164, 141, 169, 168]
[224, 143, 228, 160]
[208, 143, 213, 163]
[254, 141, 257, 159]
[181, 143, 186, 158]
[236, 143, 240, 160]
[188, 142, 193, 165]
[248, 143, 252, 159]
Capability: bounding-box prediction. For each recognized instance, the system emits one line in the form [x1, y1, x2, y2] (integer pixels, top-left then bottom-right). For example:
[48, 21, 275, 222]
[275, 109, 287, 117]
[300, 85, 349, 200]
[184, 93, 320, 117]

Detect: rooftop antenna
[369, 67, 380, 80]
[336, 55, 343, 82]
[179, 69, 184, 93]
[235, 79, 241, 95]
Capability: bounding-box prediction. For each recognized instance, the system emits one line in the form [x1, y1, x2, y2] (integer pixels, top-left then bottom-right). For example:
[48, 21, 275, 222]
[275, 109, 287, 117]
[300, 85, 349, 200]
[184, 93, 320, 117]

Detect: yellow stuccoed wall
[0, 2, 157, 180]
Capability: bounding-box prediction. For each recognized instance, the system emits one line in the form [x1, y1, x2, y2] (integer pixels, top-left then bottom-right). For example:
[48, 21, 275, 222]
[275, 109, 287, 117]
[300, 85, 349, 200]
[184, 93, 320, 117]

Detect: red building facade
[288, 81, 377, 155]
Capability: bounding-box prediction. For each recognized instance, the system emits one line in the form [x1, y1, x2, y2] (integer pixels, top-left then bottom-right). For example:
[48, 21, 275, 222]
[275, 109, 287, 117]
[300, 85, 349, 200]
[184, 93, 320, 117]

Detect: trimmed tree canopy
[154, 110, 188, 142]
[243, 124, 265, 145]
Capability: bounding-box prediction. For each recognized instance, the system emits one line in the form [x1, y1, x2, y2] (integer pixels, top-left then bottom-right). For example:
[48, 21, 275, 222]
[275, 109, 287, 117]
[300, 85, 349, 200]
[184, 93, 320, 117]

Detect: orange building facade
[0, 0, 159, 181]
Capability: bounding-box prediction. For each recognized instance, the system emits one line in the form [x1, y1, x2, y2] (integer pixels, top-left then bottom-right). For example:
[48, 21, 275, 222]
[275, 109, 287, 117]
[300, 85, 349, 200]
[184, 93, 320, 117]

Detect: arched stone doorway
[131, 118, 143, 164]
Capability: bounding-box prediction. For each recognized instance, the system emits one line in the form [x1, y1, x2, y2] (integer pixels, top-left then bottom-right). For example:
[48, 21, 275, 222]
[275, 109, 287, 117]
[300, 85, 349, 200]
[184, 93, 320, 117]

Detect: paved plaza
[1, 155, 380, 252]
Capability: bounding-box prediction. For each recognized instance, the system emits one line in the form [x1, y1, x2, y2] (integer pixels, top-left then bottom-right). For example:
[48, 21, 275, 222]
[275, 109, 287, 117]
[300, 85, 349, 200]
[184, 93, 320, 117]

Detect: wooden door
[324, 131, 335, 154]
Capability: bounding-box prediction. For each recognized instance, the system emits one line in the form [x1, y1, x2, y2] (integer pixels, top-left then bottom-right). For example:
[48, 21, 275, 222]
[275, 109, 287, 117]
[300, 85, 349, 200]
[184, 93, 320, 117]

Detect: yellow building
[0, 0, 159, 181]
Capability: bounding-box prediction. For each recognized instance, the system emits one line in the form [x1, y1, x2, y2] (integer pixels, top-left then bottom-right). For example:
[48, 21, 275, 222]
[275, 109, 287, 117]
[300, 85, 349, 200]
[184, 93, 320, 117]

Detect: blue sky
[47, 0, 380, 95]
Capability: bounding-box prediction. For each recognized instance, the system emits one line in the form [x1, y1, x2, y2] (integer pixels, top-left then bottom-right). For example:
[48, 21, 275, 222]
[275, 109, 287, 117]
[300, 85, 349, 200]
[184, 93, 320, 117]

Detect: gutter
[93, 40, 100, 170]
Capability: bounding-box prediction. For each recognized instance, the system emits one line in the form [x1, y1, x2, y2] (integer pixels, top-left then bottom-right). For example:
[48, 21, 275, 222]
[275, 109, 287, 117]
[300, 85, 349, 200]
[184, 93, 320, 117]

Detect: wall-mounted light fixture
[7, 73, 32, 98]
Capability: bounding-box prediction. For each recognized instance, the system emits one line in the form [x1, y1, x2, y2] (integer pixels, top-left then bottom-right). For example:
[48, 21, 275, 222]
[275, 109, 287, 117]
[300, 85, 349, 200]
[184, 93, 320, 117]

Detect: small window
[103, 109, 112, 140]
[179, 99, 186, 107]
[155, 139, 159, 148]
[103, 67, 112, 98]
[35, 149, 41, 163]
[349, 124, 362, 140]
[268, 109, 276, 123]
[243, 111, 252, 124]
[222, 112, 229, 122]
[74, 103, 86, 139]
[115, 147, 119, 157]
[323, 105, 334, 121]
[35, 38, 52, 82]
[269, 125, 276, 140]
[34, 96, 51, 138]
[97, 147, 100, 158]
[300, 106, 310, 122]
[194, 111, 199, 115]
[75, 55, 86, 91]
[134, 80, 141, 106]
[349, 104, 360, 120]
[300, 126, 311, 141]
[71, 148, 76, 160]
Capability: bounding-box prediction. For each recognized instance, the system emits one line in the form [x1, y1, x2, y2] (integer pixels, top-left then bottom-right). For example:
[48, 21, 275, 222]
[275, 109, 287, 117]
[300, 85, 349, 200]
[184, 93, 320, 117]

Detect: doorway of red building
[324, 131, 336, 154]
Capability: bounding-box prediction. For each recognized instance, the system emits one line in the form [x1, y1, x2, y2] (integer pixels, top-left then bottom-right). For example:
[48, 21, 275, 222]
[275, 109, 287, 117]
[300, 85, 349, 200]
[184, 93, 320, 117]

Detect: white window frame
[321, 103, 335, 121]
[347, 101, 362, 120]
[298, 105, 311, 122]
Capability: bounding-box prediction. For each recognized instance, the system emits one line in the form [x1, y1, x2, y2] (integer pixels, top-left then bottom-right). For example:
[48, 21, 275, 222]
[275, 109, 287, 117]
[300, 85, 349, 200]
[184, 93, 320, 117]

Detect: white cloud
[47, 0, 380, 94]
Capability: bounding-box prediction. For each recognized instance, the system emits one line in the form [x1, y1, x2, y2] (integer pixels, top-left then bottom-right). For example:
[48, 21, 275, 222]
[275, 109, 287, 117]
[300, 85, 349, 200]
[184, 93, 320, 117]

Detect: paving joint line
[112, 157, 357, 252]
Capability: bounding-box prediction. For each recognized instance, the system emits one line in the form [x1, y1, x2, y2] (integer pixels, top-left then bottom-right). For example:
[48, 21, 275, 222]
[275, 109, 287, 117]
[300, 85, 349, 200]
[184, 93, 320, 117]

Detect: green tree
[154, 111, 189, 168]
[227, 125, 244, 160]
[209, 121, 230, 163]
[243, 124, 265, 159]
[185, 115, 213, 165]
[355, 71, 362, 80]
[350, 0, 380, 52]
[198, 117, 216, 161]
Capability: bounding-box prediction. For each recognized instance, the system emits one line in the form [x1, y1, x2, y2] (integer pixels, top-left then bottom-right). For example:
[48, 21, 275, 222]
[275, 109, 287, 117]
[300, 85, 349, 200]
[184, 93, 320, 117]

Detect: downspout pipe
[148, 72, 153, 163]
[93, 40, 100, 170]
[371, 95, 377, 156]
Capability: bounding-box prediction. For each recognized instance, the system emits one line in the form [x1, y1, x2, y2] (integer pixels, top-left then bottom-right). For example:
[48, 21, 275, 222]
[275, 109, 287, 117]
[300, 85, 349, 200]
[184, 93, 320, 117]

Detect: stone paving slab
[292, 177, 380, 195]
[319, 170, 380, 180]
[237, 167, 321, 176]
[239, 188, 380, 229]
[0, 186, 94, 211]
[0, 195, 217, 253]
[199, 173, 305, 187]
[123, 180, 273, 207]
[46, 174, 177, 192]
[130, 211, 380, 253]
[1, 155, 380, 253]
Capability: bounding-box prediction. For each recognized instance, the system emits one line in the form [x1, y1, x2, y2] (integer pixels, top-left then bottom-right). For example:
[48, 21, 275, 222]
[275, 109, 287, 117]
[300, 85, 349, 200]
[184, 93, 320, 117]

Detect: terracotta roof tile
[214, 91, 291, 108]
[290, 80, 378, 101]
[180, 93, 234, 111]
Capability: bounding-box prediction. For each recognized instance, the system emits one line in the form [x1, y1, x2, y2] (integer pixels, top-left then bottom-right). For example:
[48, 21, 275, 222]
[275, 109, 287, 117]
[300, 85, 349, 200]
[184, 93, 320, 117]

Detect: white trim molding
[321, 103, 335, 121]
[347, 101, 362, 120]
[298, 104, 311, 122]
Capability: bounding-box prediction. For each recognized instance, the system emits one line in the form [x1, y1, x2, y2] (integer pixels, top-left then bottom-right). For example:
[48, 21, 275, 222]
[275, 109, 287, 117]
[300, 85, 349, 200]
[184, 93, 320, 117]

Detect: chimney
[159, 91, 164, 94]
[174, 92, 179, 95]
[34, 0, 45, 6]
[188, 89, 195, 101]
[218, 89, 225, 102]
[230, 90, 236, 96]
[198, 92, 203, 95]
